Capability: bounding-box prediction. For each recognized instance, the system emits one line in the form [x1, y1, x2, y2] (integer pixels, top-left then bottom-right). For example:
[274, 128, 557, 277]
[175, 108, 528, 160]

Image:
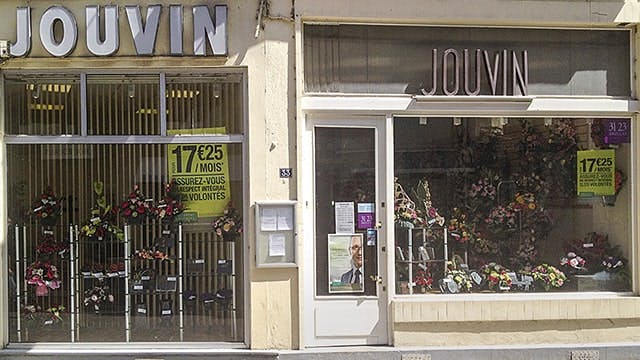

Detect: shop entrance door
[304, 118, 388, 346]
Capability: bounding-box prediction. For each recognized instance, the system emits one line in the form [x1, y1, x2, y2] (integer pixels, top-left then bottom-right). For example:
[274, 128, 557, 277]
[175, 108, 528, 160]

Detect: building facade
[0, 0, 639, 353]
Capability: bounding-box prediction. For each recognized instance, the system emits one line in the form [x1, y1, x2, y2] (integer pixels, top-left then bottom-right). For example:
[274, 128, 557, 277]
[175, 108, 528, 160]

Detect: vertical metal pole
[15, 224, 21, 342]
[443, 228, 448, 276]
[178, 223, 184, 341]
[124, 225, 130, 342]
[231, 240, 237, 340]
[74, 225, 80, 339]
[69, 224, 75, 342]
[408, 228, 413, 295]
[22, 226, 27, 320]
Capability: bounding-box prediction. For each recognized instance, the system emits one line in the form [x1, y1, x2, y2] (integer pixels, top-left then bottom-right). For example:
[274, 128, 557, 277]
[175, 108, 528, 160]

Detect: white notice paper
[277, 206, 294, 231]
[269, 234, 286, 257]
[334, 202, 355, 234]
[261, 208, 278, 231]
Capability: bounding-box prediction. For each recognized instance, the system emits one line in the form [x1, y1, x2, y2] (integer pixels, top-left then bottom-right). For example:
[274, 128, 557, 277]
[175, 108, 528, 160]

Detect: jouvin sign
[10, 5, 227, 57]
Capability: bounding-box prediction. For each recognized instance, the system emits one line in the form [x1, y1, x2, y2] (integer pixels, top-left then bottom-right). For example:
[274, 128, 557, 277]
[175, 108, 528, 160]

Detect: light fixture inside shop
[31, 83, 40, 99]
[544, 117, 552, 126]
[26, 83, 72, 95]
[167, 90, 201, 98]
[453, 117, 462, 126]
[29, 103, 64, 111]
[128, 84, 135, 98]
[212, 84, 221, 99]
[419, 117, 428, 125]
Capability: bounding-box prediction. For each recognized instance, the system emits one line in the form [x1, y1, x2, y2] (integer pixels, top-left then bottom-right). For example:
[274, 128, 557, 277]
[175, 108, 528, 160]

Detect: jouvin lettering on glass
[419, 49, 528, 96]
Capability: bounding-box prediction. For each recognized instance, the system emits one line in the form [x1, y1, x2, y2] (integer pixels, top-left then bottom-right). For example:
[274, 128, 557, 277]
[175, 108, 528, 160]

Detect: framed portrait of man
[328, 233, 364, 293]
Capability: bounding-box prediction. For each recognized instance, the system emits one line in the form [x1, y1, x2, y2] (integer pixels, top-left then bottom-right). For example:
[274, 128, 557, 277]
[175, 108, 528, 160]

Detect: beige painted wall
[0, 0, 299, 350]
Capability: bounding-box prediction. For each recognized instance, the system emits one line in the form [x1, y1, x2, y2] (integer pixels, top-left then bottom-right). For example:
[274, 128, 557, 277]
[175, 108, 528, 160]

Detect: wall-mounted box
[255, 200, 297, 268]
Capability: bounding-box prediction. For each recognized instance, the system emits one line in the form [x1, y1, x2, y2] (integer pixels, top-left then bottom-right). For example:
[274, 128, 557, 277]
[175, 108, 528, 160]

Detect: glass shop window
[393, 117, 631, 295]
[5, 73, 245, 343]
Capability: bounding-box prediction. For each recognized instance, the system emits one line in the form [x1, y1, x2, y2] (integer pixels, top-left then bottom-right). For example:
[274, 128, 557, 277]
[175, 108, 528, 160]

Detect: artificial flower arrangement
[559, 252, 586, 273]
[411, 178, 445, 228]
[530, 263, 566, 291]
[35, 231, 69, 257]
[393, 177, 421, 228]
[46, 304, 65, 324]
[32, 187, 63, 226]
[442, 260, 473, 293]
[25, 261, 61, 290]
[601, 256, 624, 273]
[119, 184, 154, 224]
[24, 304, 66, 325]
[413, 268, 433, 291]
[80, 181, 123, 241]
[480, 262, 513, 291]
[155, 179, 186, 224]
[212, 202, 243, 241]
[447, 207, 476, 244]
[83, 282, 114, 312]
[134, 248, 169, 261]
[563, 232, 615, 273]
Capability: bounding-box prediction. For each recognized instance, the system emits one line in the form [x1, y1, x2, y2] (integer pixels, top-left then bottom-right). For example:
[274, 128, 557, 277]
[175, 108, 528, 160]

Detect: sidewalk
[2, 343, 640, 360]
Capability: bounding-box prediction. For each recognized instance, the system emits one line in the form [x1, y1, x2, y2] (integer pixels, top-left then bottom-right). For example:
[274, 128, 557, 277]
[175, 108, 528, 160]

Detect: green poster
[577, 149, 615, 196]
[167, 128, 230, 218]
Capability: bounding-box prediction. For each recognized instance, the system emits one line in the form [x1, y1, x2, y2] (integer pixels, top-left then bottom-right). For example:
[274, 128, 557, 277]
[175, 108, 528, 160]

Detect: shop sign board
[419, 49, 528, 96]
[10, 4, 227, 57]
[577, 149, 615, 196]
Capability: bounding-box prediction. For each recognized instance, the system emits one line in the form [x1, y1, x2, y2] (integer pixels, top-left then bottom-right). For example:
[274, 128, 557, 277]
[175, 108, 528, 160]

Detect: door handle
[375, 221, 383, 229]
[370, 275, 383, 284]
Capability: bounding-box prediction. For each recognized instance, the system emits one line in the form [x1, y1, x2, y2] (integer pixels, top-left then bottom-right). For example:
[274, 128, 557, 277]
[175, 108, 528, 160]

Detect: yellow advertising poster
[577, 149, 615, 196]
[167, 128, 230, 218]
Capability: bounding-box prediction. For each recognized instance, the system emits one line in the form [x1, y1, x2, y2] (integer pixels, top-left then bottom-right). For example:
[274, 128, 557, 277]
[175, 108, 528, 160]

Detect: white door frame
[302, 114, 390, 347]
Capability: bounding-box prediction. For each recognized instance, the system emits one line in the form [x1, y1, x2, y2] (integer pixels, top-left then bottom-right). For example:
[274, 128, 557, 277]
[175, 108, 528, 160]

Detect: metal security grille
[4, 76, 81, 135]
[4, 71, 245, 343]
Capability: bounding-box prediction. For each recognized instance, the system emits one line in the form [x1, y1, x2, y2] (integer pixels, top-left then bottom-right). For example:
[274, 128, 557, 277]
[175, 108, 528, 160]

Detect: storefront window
[393, 117, 631, 294]
[5, 73, 244, 343]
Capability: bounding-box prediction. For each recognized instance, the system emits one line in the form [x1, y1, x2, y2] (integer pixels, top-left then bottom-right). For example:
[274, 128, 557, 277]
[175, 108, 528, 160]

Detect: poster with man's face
[328, 233, 364, 293]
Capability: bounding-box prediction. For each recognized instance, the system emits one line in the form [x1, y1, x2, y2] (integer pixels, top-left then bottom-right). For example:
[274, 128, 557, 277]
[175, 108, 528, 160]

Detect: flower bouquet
[83, 282, 114, 313]
[480, 262, 512, 291]
[411, 178, 445, 228]
[601, 256, 624, 273]
[394, 178, 421, 228]
[212, 202, 242, 242]
[44, 304, 65, 325]
[80, 181, 123, 241]
[413, 268, 433, 292]
[119, 184, 154, 224]
[447, 207, 476, 244]
[530, 263, 566, 291]
[154, 179, 185, 224]
[35, 234, 69, 258]
[32, 187, 63, 227]
[559, 252, 586, 274]
[25, 261, 61, 295]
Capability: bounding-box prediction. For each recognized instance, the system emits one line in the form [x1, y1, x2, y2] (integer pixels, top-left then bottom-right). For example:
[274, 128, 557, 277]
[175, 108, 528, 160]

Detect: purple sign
[357, 213, 374, 229]
[603, 119, 630, 144]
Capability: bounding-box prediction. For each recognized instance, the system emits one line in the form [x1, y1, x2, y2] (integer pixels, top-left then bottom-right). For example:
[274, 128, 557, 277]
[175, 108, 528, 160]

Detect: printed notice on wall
[168, 128, 230, 217]
[260, 206, 294, 231]
[334, 202, 355, 234]
[577, 149, 615, 196]
[268, 234, 286, 257]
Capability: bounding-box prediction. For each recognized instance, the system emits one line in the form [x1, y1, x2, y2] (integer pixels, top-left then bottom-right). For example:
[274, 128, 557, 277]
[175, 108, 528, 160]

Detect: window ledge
[392, 293, 640, 322]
